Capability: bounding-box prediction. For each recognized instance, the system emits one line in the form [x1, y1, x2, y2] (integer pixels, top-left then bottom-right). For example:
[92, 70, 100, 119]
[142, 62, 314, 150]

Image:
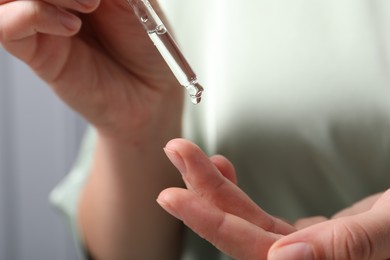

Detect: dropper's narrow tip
[186, 83, 204, 104]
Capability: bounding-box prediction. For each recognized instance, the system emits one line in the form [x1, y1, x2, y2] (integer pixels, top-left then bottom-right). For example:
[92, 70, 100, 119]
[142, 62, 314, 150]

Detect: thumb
[268, 189, 390, 260]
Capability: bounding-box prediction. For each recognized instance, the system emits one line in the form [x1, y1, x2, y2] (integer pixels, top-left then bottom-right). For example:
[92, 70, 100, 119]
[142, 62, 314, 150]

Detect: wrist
[94, 114, 182, 149]
[93, 92, 184, 146]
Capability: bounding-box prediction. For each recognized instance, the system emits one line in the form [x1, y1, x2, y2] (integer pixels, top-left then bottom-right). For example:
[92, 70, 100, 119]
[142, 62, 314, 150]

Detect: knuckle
[0, 2, 37, 42]
[30, 2, 43, 26]
[330, 221, 373, 260]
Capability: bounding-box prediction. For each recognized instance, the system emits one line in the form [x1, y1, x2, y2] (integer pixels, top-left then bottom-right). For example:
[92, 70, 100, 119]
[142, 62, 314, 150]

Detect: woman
[1, 0, 390, 259]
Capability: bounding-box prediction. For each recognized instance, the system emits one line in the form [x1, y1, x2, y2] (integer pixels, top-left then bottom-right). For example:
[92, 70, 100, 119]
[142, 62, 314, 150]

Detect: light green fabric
[50, 127, 96, 260]
[173, 0, 390, 219]
[51, 1, 390, 259]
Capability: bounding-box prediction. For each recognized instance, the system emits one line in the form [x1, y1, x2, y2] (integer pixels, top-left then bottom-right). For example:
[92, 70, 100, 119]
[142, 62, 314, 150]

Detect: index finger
[164, 138, 295, 235]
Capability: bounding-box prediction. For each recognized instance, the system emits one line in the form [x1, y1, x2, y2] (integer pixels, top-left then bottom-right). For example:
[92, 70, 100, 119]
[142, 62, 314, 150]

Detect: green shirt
[51, 1, 390, 259]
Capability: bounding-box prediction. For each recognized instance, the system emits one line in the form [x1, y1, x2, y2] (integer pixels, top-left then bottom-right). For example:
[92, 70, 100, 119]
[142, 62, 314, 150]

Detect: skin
[1, 0, 389, 259]
[158, 139, 390, 260]
[0, 0, 184, 259]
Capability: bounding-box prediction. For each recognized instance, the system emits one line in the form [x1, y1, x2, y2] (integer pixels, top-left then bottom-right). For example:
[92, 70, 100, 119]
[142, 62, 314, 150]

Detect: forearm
[78, 123, 184, 259]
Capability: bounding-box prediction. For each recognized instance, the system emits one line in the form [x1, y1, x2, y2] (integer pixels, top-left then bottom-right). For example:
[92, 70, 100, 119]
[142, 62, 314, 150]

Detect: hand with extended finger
[157, 139, 296, 259]
[158, 139, 390, 260]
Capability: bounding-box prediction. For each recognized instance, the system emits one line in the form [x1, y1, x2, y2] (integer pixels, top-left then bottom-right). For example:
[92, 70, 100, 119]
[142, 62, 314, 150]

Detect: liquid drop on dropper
[186, 82, 203, 104]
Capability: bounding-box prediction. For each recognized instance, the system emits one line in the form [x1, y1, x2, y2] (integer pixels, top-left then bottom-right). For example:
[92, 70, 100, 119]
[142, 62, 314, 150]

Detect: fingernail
[269, 243, 314, 260]
[58, 10, 80, 31]
[163, 147, 187, 175]
[76, 0, 98, 9]
[156, 193, 182, 220]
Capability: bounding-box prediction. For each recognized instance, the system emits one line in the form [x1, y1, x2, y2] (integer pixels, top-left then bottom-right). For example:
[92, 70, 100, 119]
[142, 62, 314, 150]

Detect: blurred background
[0, 48, 86, 259]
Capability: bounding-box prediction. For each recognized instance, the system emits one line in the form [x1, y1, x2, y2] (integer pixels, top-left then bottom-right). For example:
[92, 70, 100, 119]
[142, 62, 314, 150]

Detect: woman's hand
[158, 138, 296, 259]
[269, 191, 390, 260]
[0, 0, 183, 138]
[158, 138, 390, 260]
[1, 1, 185, 258]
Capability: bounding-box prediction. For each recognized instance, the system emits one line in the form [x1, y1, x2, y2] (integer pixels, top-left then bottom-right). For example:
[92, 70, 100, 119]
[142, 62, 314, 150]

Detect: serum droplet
[186, 83, 203, 104]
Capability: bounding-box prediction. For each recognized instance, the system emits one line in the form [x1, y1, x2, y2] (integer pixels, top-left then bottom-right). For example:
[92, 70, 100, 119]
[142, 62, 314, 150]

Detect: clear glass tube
[128, 0, 204, 104]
